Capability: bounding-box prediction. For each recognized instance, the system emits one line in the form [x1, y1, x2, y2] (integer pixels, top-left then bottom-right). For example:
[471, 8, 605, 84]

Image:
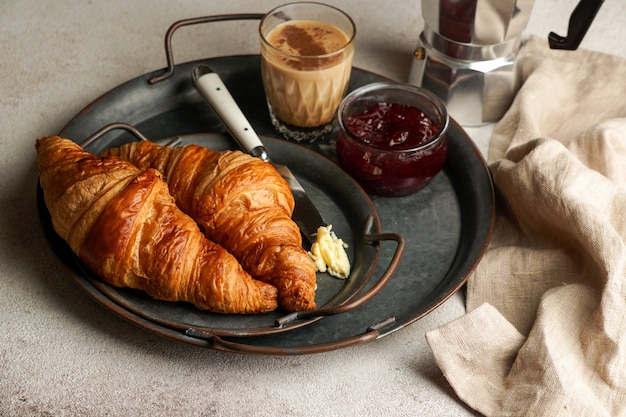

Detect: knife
[191, 64, 326, 246]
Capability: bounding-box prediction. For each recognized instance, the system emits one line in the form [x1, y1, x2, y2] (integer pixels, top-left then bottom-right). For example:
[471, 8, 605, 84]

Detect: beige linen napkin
[426, 36, 626, 416]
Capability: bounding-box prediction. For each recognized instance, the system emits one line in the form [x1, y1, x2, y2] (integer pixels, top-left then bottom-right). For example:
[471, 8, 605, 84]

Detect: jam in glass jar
[336, 82, 449, 197]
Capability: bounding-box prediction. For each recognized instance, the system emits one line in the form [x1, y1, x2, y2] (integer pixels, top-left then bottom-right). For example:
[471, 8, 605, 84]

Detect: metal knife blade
[191, 64, 326, 245]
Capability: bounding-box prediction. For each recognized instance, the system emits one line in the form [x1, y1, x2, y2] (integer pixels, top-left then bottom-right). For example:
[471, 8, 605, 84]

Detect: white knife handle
[193, 67, 268, 161]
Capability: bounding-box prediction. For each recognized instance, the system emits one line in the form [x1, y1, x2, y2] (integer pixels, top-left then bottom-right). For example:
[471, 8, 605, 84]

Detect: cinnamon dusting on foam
[266, 20, 349, 68]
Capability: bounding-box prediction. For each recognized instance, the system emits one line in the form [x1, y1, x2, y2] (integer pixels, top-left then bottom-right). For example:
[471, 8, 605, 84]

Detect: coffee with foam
[260, 13, 354, 141]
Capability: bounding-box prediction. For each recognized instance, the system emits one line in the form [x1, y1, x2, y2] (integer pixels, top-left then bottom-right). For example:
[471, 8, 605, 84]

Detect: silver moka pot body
[409, 0, 604, 125]
[409, 0, 536, 126]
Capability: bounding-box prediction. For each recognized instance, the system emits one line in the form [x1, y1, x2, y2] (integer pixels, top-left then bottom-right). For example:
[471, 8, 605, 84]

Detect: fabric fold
[426, 303, 526, 416]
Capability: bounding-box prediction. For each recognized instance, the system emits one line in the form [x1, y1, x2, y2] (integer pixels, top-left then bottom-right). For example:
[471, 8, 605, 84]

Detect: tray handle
[79, 122, 181, 149]
[185, 316, 398, 355]
[275, 215, 405, 327]
[148, 13, 265, 85]
[80, 122, 149, 147]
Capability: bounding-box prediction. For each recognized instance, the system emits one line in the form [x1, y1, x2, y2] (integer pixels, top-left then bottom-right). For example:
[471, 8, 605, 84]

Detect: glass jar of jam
[336, 82, 449, 197]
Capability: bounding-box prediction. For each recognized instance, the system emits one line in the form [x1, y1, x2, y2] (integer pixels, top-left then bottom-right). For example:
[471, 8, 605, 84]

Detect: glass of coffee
[259, 2, 356, 142]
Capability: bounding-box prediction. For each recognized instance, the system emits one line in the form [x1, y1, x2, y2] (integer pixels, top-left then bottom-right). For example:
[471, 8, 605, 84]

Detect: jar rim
[337, 82, 450, 153]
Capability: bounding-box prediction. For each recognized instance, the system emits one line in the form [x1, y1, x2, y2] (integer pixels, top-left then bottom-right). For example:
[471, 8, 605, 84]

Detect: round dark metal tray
[40, 54, 494, 355]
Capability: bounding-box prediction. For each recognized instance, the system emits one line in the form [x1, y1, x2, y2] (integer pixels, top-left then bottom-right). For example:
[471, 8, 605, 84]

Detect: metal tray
[40, 54, 494, 355]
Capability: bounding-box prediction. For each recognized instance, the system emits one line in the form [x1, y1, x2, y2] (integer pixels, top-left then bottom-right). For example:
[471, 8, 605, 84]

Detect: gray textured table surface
[2, 1, 625, 416]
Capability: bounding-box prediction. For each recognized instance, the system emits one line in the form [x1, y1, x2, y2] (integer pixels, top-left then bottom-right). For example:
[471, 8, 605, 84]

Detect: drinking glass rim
[259, 1, 356, 60]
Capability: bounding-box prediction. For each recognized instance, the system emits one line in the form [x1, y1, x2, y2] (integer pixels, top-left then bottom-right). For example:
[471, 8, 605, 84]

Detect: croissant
[36, 136, 278, 314]
[103, 141, 317, 312]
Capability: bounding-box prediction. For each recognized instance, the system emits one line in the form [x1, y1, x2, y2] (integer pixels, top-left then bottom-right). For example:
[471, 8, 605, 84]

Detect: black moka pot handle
[549, 0, 605, 50]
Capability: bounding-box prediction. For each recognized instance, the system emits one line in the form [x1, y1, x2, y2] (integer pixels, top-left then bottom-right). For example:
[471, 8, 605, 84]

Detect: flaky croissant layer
[104, 141, 318, 312]
[36, 136, 277, 314]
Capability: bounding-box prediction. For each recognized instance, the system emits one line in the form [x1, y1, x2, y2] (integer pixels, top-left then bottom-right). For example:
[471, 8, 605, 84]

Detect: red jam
[337, 102, 447, 196]
[344, 102, 439, 149]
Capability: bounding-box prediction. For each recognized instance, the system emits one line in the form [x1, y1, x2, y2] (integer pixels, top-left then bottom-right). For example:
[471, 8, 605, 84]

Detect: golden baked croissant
[102, 140, 317, 312]
[36, 136, 278, 314]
